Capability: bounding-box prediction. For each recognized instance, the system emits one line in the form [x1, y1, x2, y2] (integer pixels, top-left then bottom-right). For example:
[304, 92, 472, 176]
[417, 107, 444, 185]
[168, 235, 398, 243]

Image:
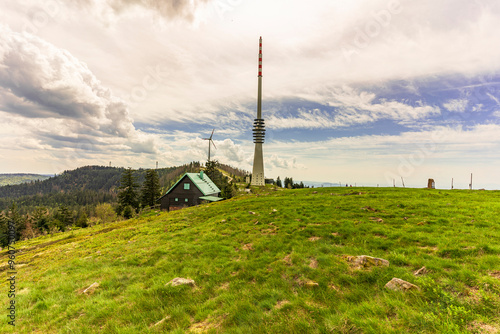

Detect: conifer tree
[276, 176, 282, 188]
[118, 168, 139, 217]
[141, 169, 161, 208]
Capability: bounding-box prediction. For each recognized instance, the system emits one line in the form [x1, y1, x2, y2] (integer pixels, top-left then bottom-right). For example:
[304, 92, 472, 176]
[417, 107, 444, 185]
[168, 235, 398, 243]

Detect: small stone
[413, 266, 428, 276]
[166, 277, 195, 287]
[385, 278, 420, 291]
[346, 255, 389, 269]
[249, 211, 256, 215]
[221, 219, 226, 223]
[305, 281, 319, 287]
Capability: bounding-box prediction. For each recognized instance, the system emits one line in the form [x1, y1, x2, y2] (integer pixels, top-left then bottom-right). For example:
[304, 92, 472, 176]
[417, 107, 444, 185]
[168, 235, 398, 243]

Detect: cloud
[443, 99, 468, 112]
[71, 0, 212, 22]
[267, 86, 441, 130]
[0, 24, 159, 156]
[269, 154, 295, 169]
[216, 139, 247, 163]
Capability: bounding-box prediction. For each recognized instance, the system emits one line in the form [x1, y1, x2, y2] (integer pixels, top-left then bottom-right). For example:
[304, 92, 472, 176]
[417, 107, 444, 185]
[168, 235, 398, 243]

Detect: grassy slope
[1, 187, 500, 333]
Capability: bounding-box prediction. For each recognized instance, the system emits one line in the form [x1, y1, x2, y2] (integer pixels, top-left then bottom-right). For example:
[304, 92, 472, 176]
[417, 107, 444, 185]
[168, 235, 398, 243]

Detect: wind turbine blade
[211, 140, 216, 149]
[210, 128, 215, 139]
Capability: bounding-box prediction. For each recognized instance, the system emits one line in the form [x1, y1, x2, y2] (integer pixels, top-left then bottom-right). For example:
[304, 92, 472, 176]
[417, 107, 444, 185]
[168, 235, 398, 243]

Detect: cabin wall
[160, 175, 204, 210]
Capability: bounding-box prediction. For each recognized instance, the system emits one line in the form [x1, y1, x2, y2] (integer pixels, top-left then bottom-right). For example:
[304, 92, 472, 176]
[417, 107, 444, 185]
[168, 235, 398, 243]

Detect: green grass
[1, 187, 500, 333]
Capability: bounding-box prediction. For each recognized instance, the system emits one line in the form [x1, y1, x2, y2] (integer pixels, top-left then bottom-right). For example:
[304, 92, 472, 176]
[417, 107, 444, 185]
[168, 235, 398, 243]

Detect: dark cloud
[0, 26, 135, 137]
[0, 24, 157, 155]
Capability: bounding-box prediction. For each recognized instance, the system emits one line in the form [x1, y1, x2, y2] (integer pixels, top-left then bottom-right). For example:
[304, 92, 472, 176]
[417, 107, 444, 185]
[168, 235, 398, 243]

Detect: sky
[1, 0, 500, 189]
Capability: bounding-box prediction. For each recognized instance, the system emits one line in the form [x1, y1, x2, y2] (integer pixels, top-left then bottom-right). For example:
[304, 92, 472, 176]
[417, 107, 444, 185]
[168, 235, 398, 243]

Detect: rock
[385, 278, 420, 291]
[249, 211, 256, 215]
[346, 255, 389, 269]
[413, 266, 428, 276]
[166, 277, 195, 287]
[305, 281, 319, 287]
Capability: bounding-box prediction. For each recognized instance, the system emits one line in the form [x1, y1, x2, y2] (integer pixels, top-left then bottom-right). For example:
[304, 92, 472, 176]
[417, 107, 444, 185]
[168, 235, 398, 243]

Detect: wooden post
[393, 179, 395, 187]
[401, 177, 405, 188]
[451, 178, 453, 190]
[469, 173, 473, 190]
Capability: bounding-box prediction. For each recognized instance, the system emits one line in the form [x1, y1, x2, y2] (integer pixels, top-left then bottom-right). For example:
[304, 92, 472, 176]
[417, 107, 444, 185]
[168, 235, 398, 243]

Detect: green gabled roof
[163, 172, 221, 197]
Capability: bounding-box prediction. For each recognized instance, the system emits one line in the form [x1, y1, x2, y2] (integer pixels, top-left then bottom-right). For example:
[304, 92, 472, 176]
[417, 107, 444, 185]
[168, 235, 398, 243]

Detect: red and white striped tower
[251, 36, 265, 186]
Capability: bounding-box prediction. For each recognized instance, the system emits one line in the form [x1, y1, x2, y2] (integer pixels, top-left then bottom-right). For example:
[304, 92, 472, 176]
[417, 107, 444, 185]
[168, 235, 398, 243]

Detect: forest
[0, 162, 246, 247]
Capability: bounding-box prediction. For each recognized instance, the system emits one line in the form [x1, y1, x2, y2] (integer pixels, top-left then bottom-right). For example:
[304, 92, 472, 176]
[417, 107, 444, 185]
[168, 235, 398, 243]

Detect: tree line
[0, 161, 244, 246]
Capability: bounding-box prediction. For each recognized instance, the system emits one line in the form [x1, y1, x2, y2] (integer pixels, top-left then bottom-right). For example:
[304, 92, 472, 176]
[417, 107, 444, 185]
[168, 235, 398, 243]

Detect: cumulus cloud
[443, 99, 468, 112]
[0, 24, 157, 155]
[269, 154, 295, 169]
[267, 86, 441, 130]
[216, 139, 247, 163]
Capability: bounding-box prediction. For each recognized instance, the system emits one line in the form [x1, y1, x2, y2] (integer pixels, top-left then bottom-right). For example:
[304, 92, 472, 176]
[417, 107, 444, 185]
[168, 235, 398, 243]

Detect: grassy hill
[1, 187, 500, 333]
[0, 174, 51, 187]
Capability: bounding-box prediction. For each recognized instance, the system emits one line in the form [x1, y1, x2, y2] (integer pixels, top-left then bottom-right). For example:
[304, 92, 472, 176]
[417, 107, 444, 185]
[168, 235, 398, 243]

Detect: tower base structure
[251, 143, 265, 186]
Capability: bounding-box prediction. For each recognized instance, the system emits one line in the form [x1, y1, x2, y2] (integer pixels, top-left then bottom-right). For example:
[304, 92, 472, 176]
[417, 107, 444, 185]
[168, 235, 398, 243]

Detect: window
[175, 198, 178, 202]
[184, 183, 190, 190]
[185, 198, 188, 202]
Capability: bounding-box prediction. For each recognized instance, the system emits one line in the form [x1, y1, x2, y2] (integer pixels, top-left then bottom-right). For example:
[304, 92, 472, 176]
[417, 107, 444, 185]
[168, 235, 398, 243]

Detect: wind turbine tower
[251, 37, 266, 186]
[203, 129, 217, 163]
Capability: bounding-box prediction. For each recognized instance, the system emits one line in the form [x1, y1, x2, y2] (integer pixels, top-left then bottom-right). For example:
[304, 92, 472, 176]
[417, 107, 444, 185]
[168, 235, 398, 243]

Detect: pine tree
[276, 176, 282, 188]
[141, 169, 161, 208]
[204, 160, 224, 188]
[118, 168, 139, 216]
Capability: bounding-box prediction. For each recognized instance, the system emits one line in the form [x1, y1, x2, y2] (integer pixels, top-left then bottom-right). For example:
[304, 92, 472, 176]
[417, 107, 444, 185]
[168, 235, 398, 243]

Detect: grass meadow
[1, 187, 500, 333]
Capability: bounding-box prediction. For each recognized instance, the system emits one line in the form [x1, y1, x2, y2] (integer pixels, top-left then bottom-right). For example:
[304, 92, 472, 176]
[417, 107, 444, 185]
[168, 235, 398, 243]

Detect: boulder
[385, 278, 419, 291]
[166, 277, 195, 287]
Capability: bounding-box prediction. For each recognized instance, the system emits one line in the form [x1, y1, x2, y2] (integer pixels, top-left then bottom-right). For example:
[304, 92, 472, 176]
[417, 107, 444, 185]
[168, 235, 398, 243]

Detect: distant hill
[0, 163, 247, 213]
[0, 173, 51, 186]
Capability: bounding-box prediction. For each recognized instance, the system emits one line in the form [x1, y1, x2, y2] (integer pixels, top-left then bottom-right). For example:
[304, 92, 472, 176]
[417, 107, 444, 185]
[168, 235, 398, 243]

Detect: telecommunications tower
[251, 36, 265, 186]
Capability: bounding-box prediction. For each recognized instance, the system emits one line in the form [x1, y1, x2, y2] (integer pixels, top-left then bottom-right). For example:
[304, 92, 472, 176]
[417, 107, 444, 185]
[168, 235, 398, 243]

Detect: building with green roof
[159, 171, 222, 211]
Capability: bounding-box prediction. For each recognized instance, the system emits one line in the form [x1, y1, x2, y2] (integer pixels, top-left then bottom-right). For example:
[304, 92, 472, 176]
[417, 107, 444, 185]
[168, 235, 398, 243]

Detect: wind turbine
[203, 129, 216, 162]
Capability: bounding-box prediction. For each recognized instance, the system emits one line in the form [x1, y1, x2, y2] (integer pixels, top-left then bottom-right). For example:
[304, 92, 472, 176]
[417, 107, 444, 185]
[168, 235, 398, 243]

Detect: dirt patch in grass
[489, 271, 500, 279]
[283, 254, 293, 266]
[309, 258, 318, 269]
[189, 316, 223, 333]
[12, 235, 76, 254]
[468, 321, 499, 334]
[274, 300, 290, 309]
[308, 236, 321, 242]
